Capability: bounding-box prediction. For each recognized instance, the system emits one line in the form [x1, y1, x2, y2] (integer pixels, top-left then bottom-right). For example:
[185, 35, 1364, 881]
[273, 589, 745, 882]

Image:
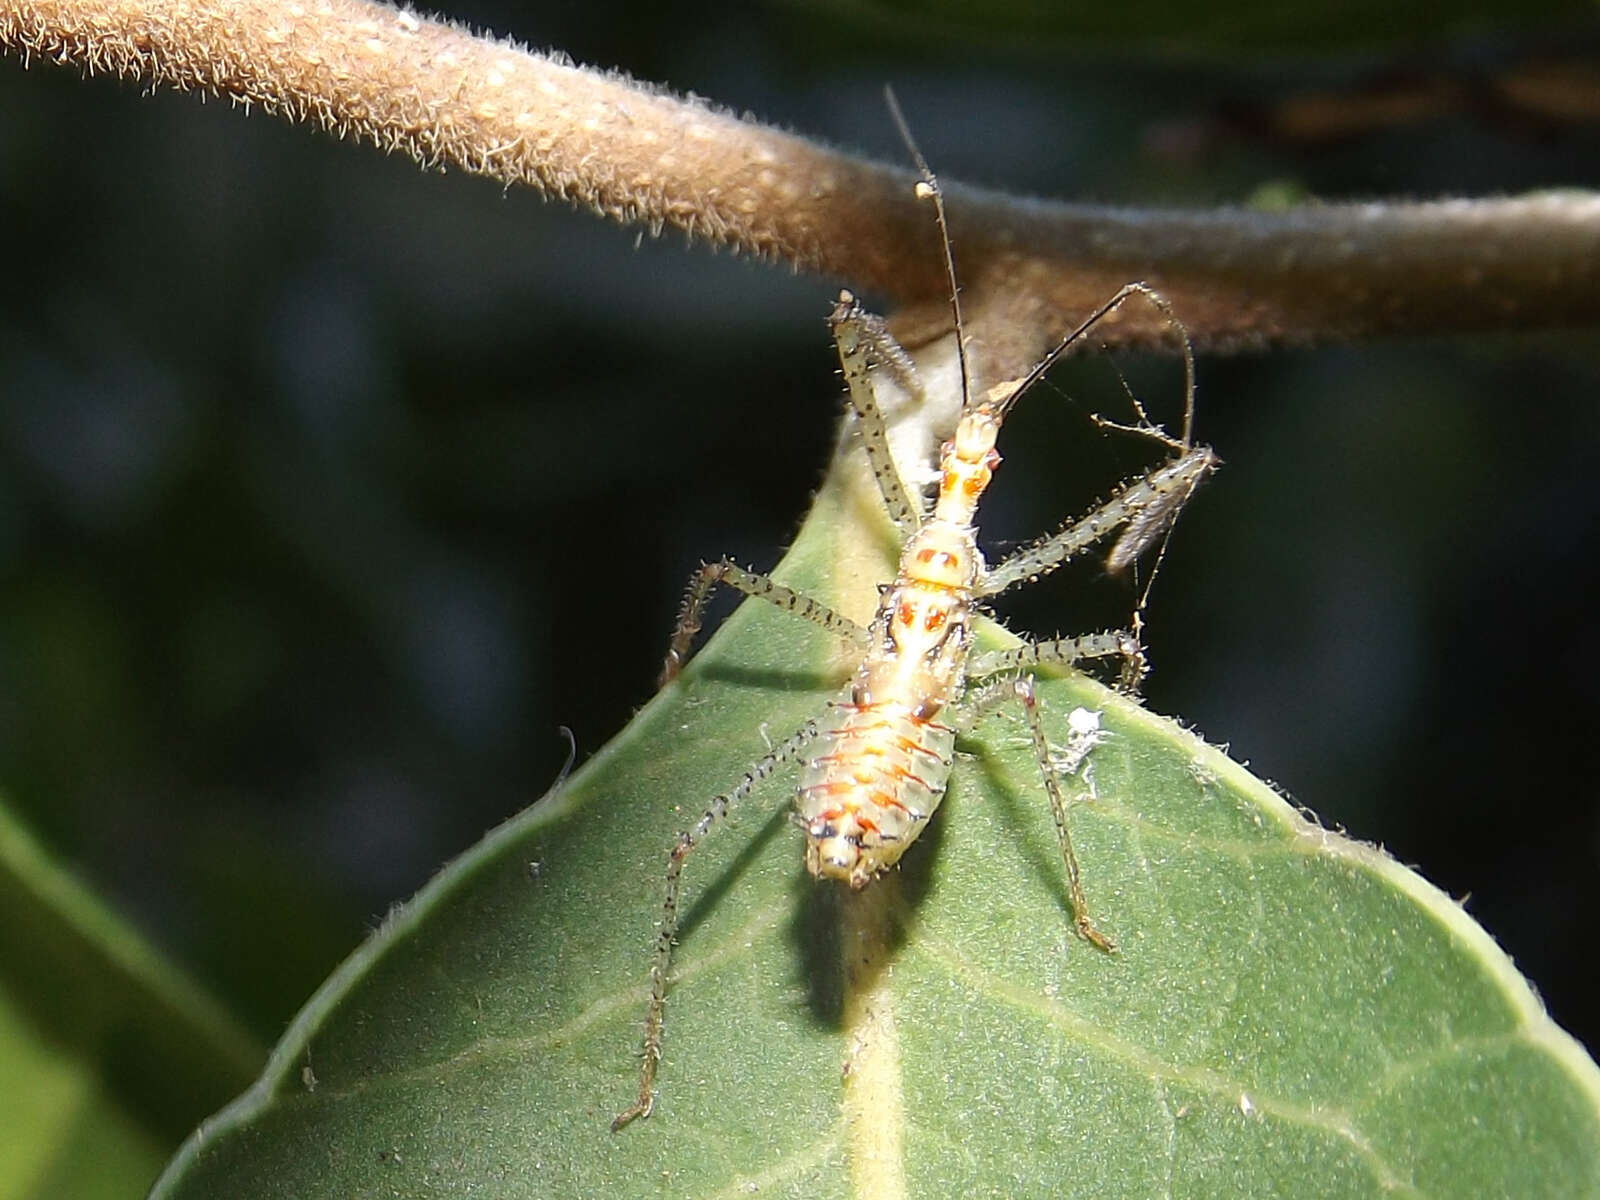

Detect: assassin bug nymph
[612, 125, 1219, 1132]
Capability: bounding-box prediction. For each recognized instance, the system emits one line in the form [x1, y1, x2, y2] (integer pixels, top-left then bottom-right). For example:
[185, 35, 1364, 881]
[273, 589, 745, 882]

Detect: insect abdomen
[797, 698, 956, 888]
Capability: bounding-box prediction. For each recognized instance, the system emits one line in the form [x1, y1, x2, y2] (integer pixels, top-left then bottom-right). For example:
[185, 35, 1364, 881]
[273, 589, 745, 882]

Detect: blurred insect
[612, 111, 1218, 1131]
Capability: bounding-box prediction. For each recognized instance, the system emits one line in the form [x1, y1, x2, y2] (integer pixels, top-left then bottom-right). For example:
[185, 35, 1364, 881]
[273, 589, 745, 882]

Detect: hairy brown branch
[3, 0, 1598, 373]
[930, 187, 1600, 377]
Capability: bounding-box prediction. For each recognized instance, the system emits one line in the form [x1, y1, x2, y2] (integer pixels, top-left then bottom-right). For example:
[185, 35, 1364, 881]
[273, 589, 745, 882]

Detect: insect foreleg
[1103, 453, 1214, 576]
[977, 445, 1218, 600]
[660, 560, 869, 687]
[612, 717, 821, 1131]
[829, 290, 925, 533]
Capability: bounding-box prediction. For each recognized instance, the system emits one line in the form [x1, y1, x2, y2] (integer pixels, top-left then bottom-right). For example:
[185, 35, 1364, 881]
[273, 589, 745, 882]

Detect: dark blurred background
[2, 2, 1597, 1060]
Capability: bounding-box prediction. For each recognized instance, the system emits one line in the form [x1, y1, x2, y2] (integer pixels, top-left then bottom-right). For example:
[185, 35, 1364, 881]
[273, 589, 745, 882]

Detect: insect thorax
[855, 521, 982, 712]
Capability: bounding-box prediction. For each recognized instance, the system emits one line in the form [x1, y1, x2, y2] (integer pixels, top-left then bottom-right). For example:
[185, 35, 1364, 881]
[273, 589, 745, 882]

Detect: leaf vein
[914, 934, 1424, 1195]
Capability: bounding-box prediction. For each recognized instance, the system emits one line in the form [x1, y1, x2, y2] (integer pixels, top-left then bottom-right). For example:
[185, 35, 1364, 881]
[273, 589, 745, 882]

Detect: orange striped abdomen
[797, 697, 957, 889]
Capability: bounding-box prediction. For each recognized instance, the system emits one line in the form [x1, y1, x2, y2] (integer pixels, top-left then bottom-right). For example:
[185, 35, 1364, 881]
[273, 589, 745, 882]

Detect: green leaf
[0, 801, 264, 1200]
[151, 434, 1600, 1198]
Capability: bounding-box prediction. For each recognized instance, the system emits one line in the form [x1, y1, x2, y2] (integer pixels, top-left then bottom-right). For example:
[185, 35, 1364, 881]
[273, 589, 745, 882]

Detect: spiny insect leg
[660, 560, 869, 688]
[978, 445, 1218, 599]
[954, 671, 1116, 952]
[1012, 676, 1116, 953]
[613, 718, 821, 1132]
[970, 630, 1143, 688]
[829, 290, 924, 533]
[1103, 451, 1215, 576]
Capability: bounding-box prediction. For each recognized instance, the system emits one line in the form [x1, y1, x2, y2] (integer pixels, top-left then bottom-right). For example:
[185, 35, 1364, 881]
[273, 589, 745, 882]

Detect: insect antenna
[883, 85, 973, 415]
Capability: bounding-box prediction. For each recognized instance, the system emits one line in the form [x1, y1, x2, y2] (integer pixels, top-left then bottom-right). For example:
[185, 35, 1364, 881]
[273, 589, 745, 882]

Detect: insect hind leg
[1009, 675, 1115, 951]
[612, 717, 821, 1131]
[956, 669, 1117, 953]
